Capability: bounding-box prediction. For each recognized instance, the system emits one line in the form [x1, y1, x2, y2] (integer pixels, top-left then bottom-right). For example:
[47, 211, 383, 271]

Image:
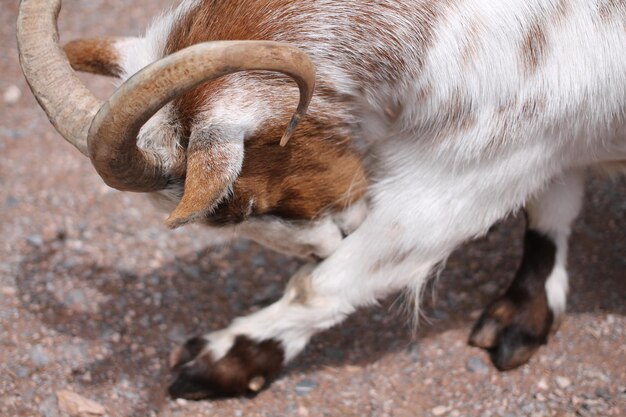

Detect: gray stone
[408, 344, 421, 363]
[26, 234, 43, 247]
[167, 324, 187, 343]
[466, 357, 489, 374]
[13, 365, 29, 378]
[295, 379, 318, 396]
[253, 283, 280, 304]
[4, 196, 19, 209]
[62, 259, 80, 269]
[30, 345, 50, 367]
[39, 395, 60, 417]
[60, 342, 89, 363]
[252, 254, 266, 266]
[595, 387, 611, 401]
[65, 289, 86, 307]
[21, 388, 35, 402]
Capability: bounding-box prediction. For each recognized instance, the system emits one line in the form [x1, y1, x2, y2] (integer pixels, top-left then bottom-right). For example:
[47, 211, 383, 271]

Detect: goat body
[22, 0, 626, 400]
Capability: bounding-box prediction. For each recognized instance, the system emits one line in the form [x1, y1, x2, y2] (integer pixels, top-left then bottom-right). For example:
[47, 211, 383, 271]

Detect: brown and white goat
[18, 0, 626, 400]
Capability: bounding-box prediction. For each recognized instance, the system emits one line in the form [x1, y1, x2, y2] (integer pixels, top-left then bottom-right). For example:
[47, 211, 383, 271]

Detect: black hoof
[168, 335, 285, 400]
[470, 297, 553, 371]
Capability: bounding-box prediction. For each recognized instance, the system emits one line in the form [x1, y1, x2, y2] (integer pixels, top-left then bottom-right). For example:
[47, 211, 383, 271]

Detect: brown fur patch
[206, 115, 368, 225]
[461, 20, 483, 67]
[521, 20, 548, 75]
[521, 95, 547, 119]
[437, 88, 478, 138]
[554, 0, 571, 24]
[598, 0, 626, 22]
[63, 38, 123, 77]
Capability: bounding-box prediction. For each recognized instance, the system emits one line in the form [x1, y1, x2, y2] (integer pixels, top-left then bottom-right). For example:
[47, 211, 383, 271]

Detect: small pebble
[3, 85, 21, 105]
[295, 379, 318, 396]
[432, 405, 450, 416]
[469, 309, 483, 320]
[0, 286, 17, 296]
[408, 343, 421, 362]
[538, 378, 549, 390]
[30, 345, 50, 367]
[595, 387, 611, 401]
[65, 289, 86, 307]
[466, 357, 489, 374]
[4, 196, 19, 208]
[56, 390, 106, 416]
[167, 324, 187, 343]
[13, 365, 29, 378]
[26, 234, 44, 247]
[39, 395, 60, 417]
[556, 376, 571, 389]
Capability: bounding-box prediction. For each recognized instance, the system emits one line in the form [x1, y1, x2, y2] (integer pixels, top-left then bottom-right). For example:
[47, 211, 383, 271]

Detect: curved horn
[18, 0, 316, 192]
[17, 0, 101, 156]
[88, 40, 316, 191]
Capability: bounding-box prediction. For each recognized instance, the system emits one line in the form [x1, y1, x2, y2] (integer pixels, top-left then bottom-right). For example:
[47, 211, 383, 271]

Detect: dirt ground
[1, 1, 624, 416]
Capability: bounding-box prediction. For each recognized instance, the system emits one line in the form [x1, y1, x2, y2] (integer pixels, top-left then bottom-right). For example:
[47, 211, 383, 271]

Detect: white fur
[527, 170, 585, 316]
[113, 0, 626, 364]
[237, 217, 343, 259]
[235, 199, 368, 258]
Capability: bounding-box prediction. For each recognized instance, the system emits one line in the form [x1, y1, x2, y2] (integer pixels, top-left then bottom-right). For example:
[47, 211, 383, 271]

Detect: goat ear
[63, 37, 139, 78]
[166, 129, 244, 229]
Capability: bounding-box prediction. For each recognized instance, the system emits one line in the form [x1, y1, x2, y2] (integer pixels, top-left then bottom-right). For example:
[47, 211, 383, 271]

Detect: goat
[18, 0, 626, 400]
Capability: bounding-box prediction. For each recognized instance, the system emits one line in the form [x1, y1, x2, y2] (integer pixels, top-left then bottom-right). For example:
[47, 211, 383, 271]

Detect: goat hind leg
[469, 170, 584, 370]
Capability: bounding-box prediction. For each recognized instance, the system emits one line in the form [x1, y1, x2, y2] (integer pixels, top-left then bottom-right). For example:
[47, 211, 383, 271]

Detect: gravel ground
[1, 1, 624, 416]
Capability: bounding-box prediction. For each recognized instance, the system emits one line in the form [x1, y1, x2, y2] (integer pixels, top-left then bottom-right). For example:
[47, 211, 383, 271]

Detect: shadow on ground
[14, 177, 626, 415]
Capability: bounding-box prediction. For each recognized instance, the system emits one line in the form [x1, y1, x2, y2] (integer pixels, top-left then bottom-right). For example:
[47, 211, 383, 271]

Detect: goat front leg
[168, 224, 435, 399]
[469, 170, 584, 370]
